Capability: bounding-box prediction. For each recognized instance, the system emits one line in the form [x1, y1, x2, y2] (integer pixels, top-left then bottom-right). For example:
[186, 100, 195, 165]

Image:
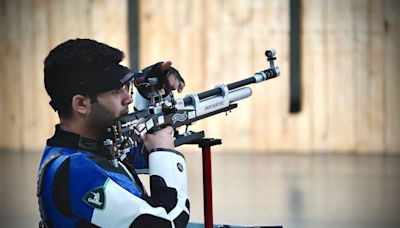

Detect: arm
[134, 126, 189, 227]
[137, 148, 189, 227]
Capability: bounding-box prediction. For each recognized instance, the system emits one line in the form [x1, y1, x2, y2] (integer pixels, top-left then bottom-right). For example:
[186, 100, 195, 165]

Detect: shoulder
[52, 152, 144, 218]
[59, 152, 142, 196]
[63, 152, 124, 185]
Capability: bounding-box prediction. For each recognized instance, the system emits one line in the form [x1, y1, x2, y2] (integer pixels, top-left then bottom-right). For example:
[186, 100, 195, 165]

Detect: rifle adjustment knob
[265, 49, 276, 58]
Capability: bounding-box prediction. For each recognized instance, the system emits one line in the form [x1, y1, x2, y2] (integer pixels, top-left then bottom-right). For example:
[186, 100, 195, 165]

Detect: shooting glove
[135, 62, 185, 98]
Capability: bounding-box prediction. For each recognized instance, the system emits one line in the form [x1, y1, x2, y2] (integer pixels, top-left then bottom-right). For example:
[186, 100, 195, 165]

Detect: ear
[71, 94, 91, 115]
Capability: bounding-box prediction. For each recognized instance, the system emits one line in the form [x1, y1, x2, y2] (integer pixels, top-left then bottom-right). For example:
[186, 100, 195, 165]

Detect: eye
[123, 84, 130, 92]
[123, 83, 134, 95]
[112, 88, 124, 94]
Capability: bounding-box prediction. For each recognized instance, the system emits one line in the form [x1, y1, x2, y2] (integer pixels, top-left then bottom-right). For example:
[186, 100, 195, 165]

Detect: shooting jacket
[37, 126, 189, 227]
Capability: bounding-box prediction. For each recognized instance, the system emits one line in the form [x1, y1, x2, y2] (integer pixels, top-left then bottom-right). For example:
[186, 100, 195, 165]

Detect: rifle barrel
[183, 68, 278, 105]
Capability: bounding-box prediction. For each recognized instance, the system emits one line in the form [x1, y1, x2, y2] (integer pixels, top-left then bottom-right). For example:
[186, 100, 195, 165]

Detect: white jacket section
[91, 178, 172, 228]
[148, 149, 189, 216]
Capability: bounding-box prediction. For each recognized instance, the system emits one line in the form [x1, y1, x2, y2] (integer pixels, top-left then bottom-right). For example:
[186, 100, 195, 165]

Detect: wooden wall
[1, 0, 399, 153]
[302, 0, 400, 154]
[0, 0, 129, 152]
[140, 0, 400, 154]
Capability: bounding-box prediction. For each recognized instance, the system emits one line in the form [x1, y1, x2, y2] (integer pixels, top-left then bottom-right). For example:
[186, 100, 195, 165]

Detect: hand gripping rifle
[103, 50, 280, 163]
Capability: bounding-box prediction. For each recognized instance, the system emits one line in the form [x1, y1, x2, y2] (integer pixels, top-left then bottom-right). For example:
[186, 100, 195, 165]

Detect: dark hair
[44, 38, 124, 118]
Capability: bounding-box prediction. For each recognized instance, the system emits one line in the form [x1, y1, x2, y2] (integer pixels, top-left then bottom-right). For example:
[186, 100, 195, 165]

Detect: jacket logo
[83, 186, 105, 209]
[172, 112, 188, 124]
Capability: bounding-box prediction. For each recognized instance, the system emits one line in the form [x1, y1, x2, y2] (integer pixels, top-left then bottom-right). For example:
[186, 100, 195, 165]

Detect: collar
[47, 125, 100, 152]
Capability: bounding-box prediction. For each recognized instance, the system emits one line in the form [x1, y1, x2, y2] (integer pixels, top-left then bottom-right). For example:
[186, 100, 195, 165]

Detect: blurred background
[1, 0, 399, 227]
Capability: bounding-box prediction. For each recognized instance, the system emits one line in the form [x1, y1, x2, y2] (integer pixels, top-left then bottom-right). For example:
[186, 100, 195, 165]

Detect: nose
[122, 90, 133, 106]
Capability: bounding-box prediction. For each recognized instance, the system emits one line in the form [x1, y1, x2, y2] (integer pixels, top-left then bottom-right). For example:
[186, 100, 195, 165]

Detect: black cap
[49, 64, 143, 111]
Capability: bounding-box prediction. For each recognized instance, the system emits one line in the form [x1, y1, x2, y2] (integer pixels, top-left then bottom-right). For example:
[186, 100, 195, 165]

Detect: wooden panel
[203, 0, 258, 151]
[326, 0, 358, 152]
[250, 0, 293, 152]
[0, 0, 129, 152]
[383, 0, 400, 153]
[139, 0, 206, 94]
[303, 0, 399, 153]
[20, 0, 38, 151]
[1, 0, 23, 151]
[303, 0, 329, 152]
[354, 0, 385, 153]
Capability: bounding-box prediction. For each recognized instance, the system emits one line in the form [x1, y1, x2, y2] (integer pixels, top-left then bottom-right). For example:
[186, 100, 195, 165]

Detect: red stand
[198, 138, 222, 228]
[184, 133, 282, 228]
[187, 136, 282, 228]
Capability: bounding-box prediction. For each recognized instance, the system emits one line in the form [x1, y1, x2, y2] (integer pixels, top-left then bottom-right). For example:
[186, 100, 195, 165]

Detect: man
[37, 38, 189, 227]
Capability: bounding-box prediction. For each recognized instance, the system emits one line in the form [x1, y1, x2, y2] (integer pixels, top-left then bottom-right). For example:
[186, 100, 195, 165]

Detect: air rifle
[103, 50, 280, 162]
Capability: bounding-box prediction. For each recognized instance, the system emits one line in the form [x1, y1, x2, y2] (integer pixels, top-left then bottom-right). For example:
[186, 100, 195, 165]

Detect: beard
[85, 102, 120, 139]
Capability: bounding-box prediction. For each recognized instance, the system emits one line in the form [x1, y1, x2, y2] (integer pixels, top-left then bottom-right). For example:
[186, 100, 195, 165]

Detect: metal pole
[199, 138, 221, 228]
[202, 145, 214, 228]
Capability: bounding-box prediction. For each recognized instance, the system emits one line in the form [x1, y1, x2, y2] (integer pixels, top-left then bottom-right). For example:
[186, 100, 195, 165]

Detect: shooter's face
[86, 86, 133, 137]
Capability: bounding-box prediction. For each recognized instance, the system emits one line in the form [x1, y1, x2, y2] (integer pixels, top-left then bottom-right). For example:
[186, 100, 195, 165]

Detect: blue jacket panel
[39, 145, 146, 227]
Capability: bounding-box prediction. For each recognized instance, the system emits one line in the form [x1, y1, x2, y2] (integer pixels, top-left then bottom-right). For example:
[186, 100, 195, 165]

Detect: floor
[1, 150, 399, 228]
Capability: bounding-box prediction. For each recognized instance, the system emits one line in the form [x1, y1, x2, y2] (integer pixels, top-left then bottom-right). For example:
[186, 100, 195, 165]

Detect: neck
[59, 118, 98, 140]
